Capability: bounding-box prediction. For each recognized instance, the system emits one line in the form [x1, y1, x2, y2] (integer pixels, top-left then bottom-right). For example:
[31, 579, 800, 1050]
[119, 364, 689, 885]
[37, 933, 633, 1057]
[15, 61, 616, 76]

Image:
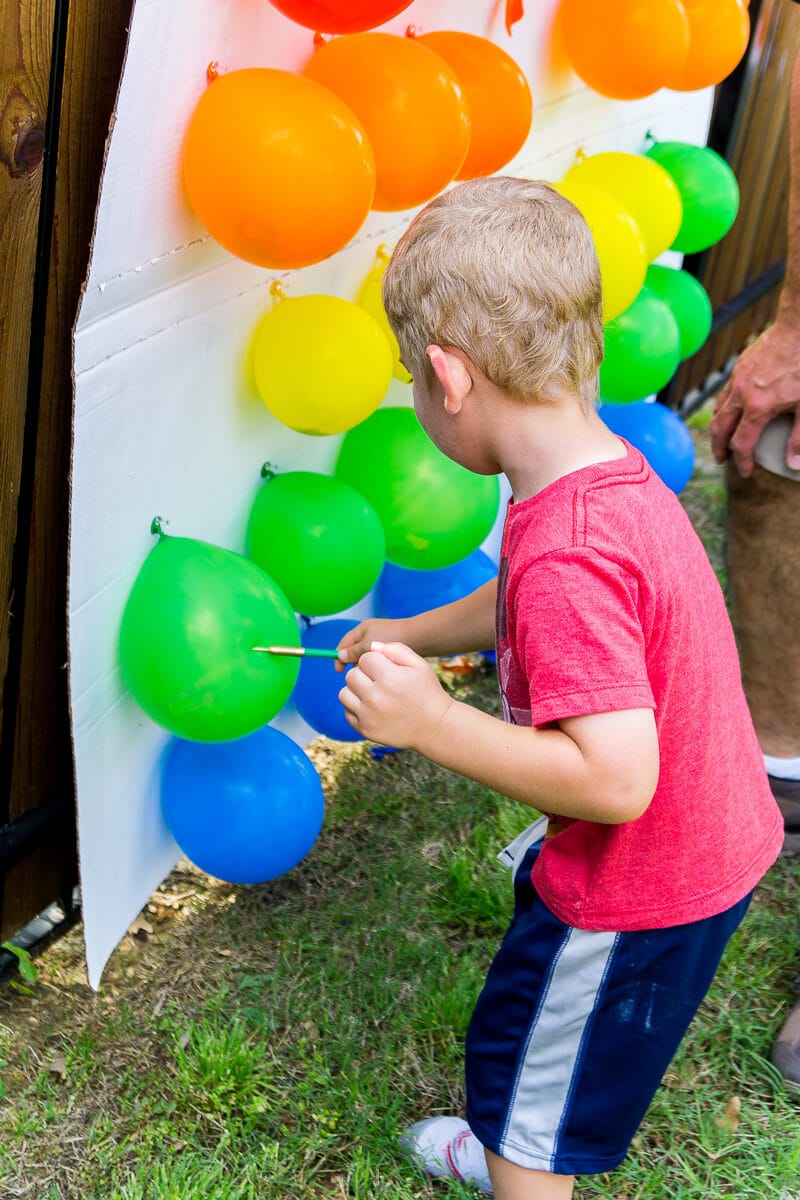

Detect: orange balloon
[183, 68, 375, 269]
[417, 31, 533, 179]
[560, 0, 690, 100]
[666, 0, 750, 92]
[304, 33, 470, 211]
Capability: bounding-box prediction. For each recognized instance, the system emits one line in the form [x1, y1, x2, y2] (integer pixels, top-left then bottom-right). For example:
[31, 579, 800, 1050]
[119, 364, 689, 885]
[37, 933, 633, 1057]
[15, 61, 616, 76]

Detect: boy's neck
[490, 388, 627, 504]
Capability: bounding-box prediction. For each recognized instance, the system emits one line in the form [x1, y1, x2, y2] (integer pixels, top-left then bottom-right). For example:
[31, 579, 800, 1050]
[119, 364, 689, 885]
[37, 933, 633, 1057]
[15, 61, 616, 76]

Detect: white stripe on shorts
[500, 926, 620, 1169]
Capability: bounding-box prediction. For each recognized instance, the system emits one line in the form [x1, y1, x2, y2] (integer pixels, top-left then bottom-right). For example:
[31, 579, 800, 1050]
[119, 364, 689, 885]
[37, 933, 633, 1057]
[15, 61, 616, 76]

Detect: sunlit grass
[0, 406, 797, 1198]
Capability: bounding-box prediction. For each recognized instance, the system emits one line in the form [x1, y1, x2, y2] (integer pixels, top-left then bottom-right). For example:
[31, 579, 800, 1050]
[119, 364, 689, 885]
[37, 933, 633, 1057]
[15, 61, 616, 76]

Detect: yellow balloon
[356, 252, 411, 384]
[251, 294, 393, 436]
[556, 178, 647, 321]
[562, 152, 683, 262]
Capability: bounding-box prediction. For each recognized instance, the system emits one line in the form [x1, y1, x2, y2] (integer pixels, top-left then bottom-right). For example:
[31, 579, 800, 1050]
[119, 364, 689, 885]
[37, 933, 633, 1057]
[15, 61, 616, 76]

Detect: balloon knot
[206, 61, 220, 84]
[269, 280, 286, 303]
[405, 24, 420, 38]
[260, 462, 277, 480]
[313, 31, 331, 46]
[150, 516, 167, 537]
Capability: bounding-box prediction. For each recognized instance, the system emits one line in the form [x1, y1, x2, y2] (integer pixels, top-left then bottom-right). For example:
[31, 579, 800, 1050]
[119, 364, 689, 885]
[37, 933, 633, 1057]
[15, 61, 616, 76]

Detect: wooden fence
[667, 0, 800, 408]
[0, 0, 133, 941]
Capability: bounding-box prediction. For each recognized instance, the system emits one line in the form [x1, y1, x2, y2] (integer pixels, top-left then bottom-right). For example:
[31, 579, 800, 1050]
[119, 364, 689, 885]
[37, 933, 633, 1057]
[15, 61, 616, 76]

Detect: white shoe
[399, 1116, 493, 1194]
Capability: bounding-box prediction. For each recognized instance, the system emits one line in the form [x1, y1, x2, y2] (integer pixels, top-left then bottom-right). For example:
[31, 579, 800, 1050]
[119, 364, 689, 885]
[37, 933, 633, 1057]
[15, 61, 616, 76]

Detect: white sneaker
[399, 1116, 493, 1194]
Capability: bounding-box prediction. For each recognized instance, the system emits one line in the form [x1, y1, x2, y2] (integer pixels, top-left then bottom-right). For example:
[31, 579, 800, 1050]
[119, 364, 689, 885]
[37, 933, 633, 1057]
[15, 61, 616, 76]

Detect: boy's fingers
[340, 664, 378, 698]
[338, 681, 361, 711]
[370, 640, 424, 668]
[356, 650, 401, 681]
[337, 638, 368, 665]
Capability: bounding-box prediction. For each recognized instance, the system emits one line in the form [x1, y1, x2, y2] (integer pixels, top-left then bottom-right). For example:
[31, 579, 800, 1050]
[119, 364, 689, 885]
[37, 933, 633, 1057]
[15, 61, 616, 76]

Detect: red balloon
[267, 0, 413, 34]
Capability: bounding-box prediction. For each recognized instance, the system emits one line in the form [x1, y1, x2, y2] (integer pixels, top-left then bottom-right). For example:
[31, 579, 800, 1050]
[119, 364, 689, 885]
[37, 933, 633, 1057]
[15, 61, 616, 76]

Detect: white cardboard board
[70, 0, 714, 988]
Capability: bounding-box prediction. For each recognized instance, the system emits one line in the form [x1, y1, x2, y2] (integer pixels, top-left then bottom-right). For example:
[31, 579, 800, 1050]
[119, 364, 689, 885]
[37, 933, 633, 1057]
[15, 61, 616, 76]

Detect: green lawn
[0, 414, 797, 1198]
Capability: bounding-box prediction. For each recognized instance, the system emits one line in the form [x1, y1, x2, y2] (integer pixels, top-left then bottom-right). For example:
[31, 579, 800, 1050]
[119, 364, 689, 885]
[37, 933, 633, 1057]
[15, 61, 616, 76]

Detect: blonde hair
[382, 177, 603, 412]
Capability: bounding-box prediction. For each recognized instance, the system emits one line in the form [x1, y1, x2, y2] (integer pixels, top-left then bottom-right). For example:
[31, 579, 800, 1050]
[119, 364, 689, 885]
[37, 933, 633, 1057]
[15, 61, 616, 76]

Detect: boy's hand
[335, 619, 409, 672]
[338, 641, 453, 748]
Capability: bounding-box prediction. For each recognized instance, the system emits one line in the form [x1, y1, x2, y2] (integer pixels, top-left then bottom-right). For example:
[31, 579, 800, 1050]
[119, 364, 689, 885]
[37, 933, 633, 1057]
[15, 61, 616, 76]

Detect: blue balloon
[375, 549, 498, 619]
[161, 725, 324, 884]
[293, 619, 362, 742]
[375, 549, 498, 663]
[598, 401, 695, 494]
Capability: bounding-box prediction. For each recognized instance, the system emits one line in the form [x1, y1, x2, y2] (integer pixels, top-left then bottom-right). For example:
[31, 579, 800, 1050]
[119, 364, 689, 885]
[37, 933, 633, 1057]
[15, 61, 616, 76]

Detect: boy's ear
[426, 345, 473, 414]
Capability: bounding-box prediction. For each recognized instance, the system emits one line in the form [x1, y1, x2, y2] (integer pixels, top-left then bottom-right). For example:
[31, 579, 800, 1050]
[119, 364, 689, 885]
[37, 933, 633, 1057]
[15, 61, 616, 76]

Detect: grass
[0, 413, 798, 1198]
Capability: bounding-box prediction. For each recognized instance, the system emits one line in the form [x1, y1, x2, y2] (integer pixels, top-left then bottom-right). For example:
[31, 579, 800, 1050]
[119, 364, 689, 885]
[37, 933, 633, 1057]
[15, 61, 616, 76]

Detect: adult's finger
[728, 406, 774, 478]
[709, 382, 741, 464]
[787, 408, 800, 471]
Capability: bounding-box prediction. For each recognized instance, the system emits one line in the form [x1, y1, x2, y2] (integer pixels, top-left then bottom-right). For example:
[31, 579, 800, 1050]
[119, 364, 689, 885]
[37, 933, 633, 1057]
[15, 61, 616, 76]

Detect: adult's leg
[726, 460, 800, 763]
[727, 432, 800, 1087]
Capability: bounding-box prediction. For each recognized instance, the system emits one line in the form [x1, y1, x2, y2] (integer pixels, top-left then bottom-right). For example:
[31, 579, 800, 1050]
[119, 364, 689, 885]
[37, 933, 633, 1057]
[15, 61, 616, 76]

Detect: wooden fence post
[0, 0, 133, 940]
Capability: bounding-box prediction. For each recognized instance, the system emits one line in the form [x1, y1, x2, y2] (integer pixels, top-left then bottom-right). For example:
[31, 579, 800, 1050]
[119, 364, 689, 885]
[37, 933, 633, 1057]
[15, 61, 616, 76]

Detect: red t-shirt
[496, 440, 783, 931]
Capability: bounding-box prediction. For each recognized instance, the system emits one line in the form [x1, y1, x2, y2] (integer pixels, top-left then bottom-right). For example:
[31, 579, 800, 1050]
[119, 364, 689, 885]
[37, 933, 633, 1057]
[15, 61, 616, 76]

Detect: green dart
[253, 645, 341, 660]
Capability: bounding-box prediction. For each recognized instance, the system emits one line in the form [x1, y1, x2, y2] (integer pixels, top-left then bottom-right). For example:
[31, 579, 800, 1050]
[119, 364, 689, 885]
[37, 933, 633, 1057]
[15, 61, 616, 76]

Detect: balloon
[292, 620, 362, 742]
[646, 141, 740, 254]
[335, 407, 500, 570]
[119, 532, 300, 742]
[598, 401, 695, 493]
[561, 152, 683, 262]
[183, 69, 375, 269]
[246, 471, 386, 616]
[645, 265, 713, 361]
[666, 0, 749, 92]
[266, 0, 413, 33]
[356, 249, 412, 384]
[375, 550, 497, 619]
[161, 725, 324, 884]
[600, 287, 681, 405]
[251, 294, 392, 436]
[556, 179, 647, 322]
[303, 33, 470, 211]
[417, 31, 533, 179]
[560, 0, 690, 100]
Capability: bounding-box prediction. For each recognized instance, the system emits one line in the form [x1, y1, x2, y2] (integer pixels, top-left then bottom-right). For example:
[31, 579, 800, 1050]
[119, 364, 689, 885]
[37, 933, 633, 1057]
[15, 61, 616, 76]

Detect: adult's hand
[710, 317, 800, 477]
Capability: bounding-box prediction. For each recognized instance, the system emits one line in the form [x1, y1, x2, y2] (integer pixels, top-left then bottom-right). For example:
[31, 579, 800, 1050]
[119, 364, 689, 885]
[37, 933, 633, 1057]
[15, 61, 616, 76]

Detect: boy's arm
[340, 641, 659, 824]
[337, 578, 497, 664]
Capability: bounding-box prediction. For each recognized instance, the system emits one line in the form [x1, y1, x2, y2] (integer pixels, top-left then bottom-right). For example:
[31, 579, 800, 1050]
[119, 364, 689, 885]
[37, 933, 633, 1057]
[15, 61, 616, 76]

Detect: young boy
[336, 177, 783, 1200]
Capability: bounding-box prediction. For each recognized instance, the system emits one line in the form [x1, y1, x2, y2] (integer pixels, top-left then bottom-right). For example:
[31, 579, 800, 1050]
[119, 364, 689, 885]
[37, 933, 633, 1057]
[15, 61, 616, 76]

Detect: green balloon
[645, 264, 713, 361]
[246, 470, 386, 616]
[645, 141, 739, 254]
[335, 407, 500, 570]
[600, 286, 681, 404]
[119, 533, 300, 741]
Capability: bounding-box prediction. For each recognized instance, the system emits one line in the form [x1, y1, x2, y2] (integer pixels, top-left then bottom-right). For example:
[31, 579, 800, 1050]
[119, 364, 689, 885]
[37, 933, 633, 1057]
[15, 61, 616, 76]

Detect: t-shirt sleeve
[511, 548, 655, 725]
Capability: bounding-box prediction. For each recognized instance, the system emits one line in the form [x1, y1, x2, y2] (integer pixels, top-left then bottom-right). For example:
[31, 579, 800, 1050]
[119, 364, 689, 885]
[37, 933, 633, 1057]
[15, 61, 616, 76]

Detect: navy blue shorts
[465, 840, 752, 1176]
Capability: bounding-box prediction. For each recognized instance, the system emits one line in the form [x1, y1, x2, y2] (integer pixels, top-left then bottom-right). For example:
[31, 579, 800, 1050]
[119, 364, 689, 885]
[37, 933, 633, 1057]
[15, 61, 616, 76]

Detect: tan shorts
[753, 415, 800, 482]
